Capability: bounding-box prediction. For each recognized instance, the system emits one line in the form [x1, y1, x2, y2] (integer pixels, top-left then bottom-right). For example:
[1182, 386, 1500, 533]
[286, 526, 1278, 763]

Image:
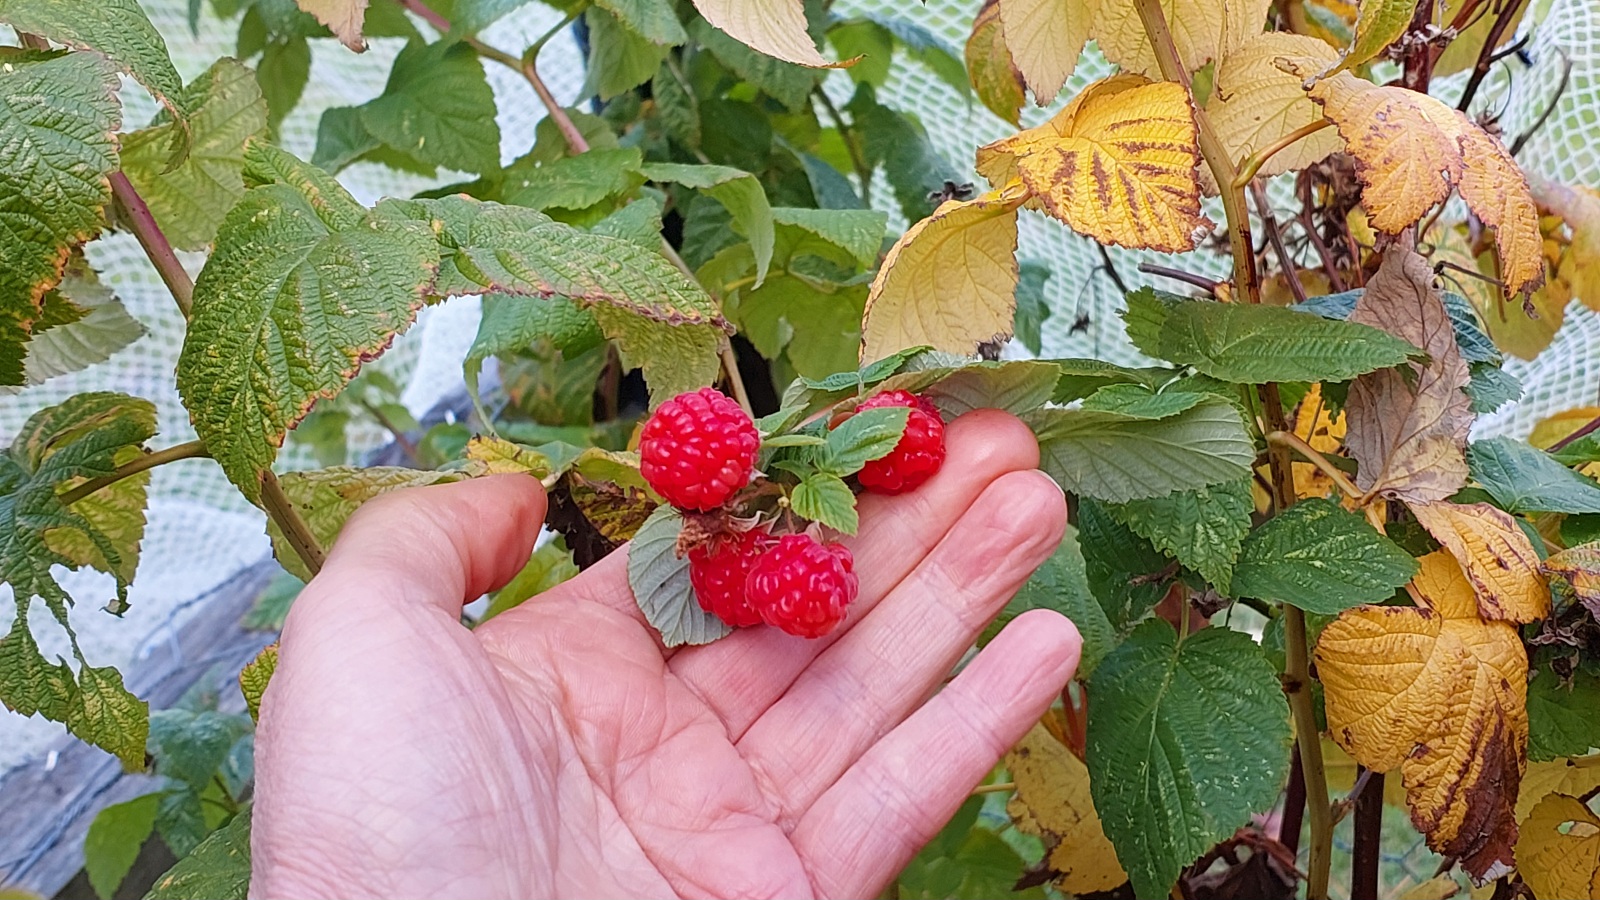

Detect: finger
[667, 409, 1043, 737]
[737, 469, 1066, 822]
[296, 474, 547, 623]
[791, 610, 1081, 898]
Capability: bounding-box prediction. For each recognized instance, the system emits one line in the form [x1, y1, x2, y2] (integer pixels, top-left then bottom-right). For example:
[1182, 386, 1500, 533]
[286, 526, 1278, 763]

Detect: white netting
[3, 0, 1599, 771]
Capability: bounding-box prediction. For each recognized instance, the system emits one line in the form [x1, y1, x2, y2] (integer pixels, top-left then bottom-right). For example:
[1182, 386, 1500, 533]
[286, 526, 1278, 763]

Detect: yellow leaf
[860, 189, 1022, 362]
[967, 1, 1027, 125]
[1315, 551, 1527, 881]
[1307, 72, 1543, 297]
[1407, 500, 1550, 624]
[1533, 179, 1600, 314]
[464, 435, 554, 476]
[1092, 0, 1272, 79]
[996, 0, 1091, 107]
[1517, 793, 1600, 900]
[1399, 874, 1464, 900]
[1290, 383, 1347, 499]
[976, 76, 1211, 252]
[1334, 0, 1416, 73]
[689, 0, 838, 68]
[1517, 756, 1600, 822]
[1345, 246, 1473, 503]
[1432, 217, 1561, 361]
[1209, 33, 1343, 180]
[296, 0, 369, 52]
[1006, 723, 1127, 894]
[1530, 407, 1600, 450]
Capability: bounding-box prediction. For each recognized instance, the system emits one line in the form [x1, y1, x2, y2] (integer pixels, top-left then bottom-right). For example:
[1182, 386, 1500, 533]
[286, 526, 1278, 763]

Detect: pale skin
[250, 410, 1082, 899]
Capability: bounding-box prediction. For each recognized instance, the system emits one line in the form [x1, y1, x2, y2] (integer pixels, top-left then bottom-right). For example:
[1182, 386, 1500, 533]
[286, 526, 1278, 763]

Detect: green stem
[1232, 119, 1333, 190]
[260, 470, 326, 576]
[59, 440, 211, 506]
[1284, 605, 1333, 900]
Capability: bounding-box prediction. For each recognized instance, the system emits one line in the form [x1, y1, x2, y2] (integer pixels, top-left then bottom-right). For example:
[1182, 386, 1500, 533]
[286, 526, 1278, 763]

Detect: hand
[250, 410, 1081, 899]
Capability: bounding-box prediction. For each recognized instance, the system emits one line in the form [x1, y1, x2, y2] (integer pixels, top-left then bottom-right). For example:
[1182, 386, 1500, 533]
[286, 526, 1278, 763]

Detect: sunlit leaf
[688, 0, 836, 68]
[295, 0, 368, 50]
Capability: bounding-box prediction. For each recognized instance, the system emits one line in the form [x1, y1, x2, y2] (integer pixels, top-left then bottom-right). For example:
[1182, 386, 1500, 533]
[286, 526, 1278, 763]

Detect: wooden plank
[0, 559, 279, 897]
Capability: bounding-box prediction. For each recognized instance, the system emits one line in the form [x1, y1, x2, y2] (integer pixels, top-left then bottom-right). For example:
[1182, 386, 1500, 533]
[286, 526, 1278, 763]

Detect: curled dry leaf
[1531, 178, 1600, 314]
[1516, 793, 1600, 900]
[1407, 500, 1550, 624]
[1315, 552, 1527, 882]
[296, 0, 369, 51]
[689, 0, 837, 68]
[1344, 246, 1473, 503]
[1006, 722, 1127, 895]
[1208, 32, 1343, 183]
[860, 189, 1022, 362]
[1305, 72, 1543, 298]
[976, 76, 1211, 253]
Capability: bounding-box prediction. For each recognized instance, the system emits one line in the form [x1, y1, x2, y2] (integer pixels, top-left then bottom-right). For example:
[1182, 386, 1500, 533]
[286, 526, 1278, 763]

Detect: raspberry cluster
[638, 386, 945, 639]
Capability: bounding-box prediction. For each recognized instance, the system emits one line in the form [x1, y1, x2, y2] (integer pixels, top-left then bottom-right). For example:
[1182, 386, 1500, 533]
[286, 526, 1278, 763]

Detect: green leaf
[641, 162, 773, 285]
[898, 797, 1043, 900]
[1467, 437, 1600, 514]
[692, 17, 817, 111]
[1120, 286, 1182, 357]
[178, 145, 439, 501]
[148, 709, 252, 793]
[1050, 357, 1175, 404]
[483, 539, 580, 621]
[1079, 383, 1203, 419]
[1087, 620, 1293, 899]
[0, 49, 120, 383]
[120, 59, 269, 251]
[593, 194, 666, 248]
[1078, 498, 1174, 633]
[876, 360, 1060, 418]
[257, 36, 310, 131]
[239, 644, 276, 723]
[16, 256, 146, 389]
[652, 62, 701, 148]
[359, 39, 501, 174]
[0, 0, 188, 135]
[448, 0, 545, 34]
[0, 392, 156, 611]
[1466, 362, 1521, 414]
[266, 467, 467, 580]
[594, 305, 722, 403]
[795, 151, 863, 210]
[822, 405, 911, 476]
[584, 7, 669, 100]
[145, 809, 252, 900]
[791, 472, 859, 534]
[504, 147, 646, 212]
[868, 15, 971, 98]
[464, 293, 602, 420]
[309, 105, 380, 173]
[981, 525, 1115, 679]
[70, 662, 149, 770]
[0, 608, 77, 721]
[1109, 478, 1252, 590]
[595, 0, 685, 45]
[1152, 299, 1421, 384]
[771, 207, 887, 269]
[86, 793, 161, 900]
[732, 275, 863, 380]
[1013, 262, 1051, 355]
[845, 83, 962, 222]
[627, 505, 732, 646]
[1231, 497, 1419, 613]
[1527, 663, 1600, 761]
[1029, 396, 1254, 503]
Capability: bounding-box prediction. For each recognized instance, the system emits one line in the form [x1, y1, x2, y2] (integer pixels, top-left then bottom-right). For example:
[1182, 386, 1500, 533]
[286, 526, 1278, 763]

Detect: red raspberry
[639, 387, 760, 511]
[746, 534, 858, 639]
[851, 391, 946, 495]
[688, 528, 771, 627]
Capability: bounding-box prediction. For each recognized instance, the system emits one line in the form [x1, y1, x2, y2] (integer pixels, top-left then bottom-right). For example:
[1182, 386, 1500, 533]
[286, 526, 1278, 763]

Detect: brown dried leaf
[976, 76, 1211, 253]
[1315, 552, 1527, 882]
[296, 0, 369, 51]
[1532, 178, 1600, 314]
[1345, 247, 1473, 503]
[1408, 501, 1550, 624]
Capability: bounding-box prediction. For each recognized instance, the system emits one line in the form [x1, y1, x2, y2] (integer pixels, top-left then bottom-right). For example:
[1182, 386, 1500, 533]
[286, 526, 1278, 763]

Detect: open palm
[251, 410, 1081, 900]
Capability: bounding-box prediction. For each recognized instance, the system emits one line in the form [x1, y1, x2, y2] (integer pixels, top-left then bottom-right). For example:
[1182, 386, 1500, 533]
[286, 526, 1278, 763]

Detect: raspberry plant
[2, 0, 1600, 898]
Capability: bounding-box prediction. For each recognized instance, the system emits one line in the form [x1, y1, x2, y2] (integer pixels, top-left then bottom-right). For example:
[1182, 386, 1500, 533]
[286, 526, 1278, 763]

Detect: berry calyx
[851, 391, 946, 495]
[688, 528, 771, 628]
[639, 387, 760, 511]
[746, 534, 859, 639]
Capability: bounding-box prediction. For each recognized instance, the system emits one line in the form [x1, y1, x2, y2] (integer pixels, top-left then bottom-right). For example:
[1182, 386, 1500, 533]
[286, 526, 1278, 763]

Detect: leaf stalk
[58, 440, 211, 506]
[1232, 120, 1333, 190]
[260, 470, 327, 575]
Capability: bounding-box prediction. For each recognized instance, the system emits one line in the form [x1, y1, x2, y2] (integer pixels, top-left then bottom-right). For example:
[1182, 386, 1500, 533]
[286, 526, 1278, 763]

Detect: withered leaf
[1006, 722, 1127, 895]
[1408, 500, 1550, 624]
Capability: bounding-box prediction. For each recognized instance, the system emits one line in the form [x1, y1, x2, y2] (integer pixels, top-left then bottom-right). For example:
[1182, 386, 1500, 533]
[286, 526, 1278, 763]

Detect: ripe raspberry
[851, 391, 946, 495]
[688, 528, 771, 627]
[639, 387, 760, 511]
[746, 534, 858, 639]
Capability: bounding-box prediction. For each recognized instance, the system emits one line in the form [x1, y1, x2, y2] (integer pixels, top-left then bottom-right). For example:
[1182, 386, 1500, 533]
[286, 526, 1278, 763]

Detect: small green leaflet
[1087, 621, 1292, 900]
[504, 147, 646, 211]
[1050, 357, 1175, 404]
[0, 49, 121, 383]
[896, 360, 1060, 419]
[1108, 478, 1253, 591]
[1332, 0, 1413, 74]
[1527, 662, 1600, 761]
[641, 162, 774, 286]
[652, 62, 701, 148]
[1142, 298, 1421, 384]
[1120, 287, 1181, 359]
[1467, 362, 1522, 414]
[483, 539, 580, 621]
[68, 661, 149, 771]
[772, 207, 888, 270]
[145, 809, 252, 900]
[627, 505, 732, 646]
[1467, 437, 1600, 514]
[1030, 395, 1255, 503]
[267, 467, 467, 581]
[463, 293, 602, 426]
[585, 7, 669, 100]
[1079, 383, 1203, 419]
[177, 145, 439, 501]
[1230, 497, 1419, 614]
[148, 708, 253, 793]
[240, 644, 276, 722]
[791, 473, 858, 534]
[359, 40, 501, 174]
[594, 0, 687, 46]
[85, 793, 161, 900]
[981, 525, 1115, 680]
[821, 405, 910, 477]
[0, 0, 190, 146]
[119, 58, 269, 251]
